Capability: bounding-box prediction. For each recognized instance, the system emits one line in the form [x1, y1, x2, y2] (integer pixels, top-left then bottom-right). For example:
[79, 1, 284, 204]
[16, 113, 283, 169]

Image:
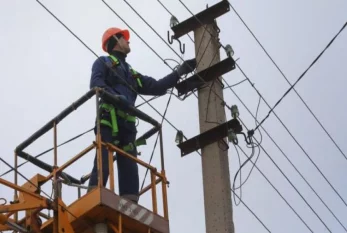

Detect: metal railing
[1, 87, 169, 232]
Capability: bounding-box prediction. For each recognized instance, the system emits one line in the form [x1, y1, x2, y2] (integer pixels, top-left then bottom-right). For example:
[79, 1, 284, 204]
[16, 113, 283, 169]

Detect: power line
[235, 145, 313, 232]
[232, 143, 242, 206]
[34, 2, 208, 206]
[223, 78, 247, 89]
[231, 188, 271, 233]
[0, 127, 94, 178]
[163, 1, 346, 224]
[135, 95, 160, 108]
[232, 139, 260, 192]
[103, 0, 219, 112]
[35, 0, 196, 150]
[255, 21, 347, 131]
[177, 0, 225, 49]
[236, 63, 347, 207]
[115, 0, 231, 111]
[32, 0, 342, 230]
[173, 0, 346, 215]
[164, 2, 339, 229]
[237, 121, 332, 232]
[104, 0, 245, 144]
[223, 77, 347, 231]
[30, 1, 267, 231]
[156, 0, 195, 43]
[228, 3, 347, 162]
[0, 157, 96, 233]
[140, 89, 174, 193]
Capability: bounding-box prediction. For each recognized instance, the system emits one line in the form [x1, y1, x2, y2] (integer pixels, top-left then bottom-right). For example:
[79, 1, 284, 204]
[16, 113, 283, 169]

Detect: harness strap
[100, 103, 119, 136]
[123, 138, 147, 152]
[108, 55, 143, 88]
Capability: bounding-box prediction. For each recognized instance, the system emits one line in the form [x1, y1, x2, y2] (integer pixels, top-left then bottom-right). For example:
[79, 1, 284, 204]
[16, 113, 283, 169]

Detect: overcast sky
[1, 0, 347, 232]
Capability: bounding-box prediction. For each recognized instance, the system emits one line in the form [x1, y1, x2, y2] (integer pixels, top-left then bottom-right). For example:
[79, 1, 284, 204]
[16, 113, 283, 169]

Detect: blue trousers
[88, 125, 139, 199]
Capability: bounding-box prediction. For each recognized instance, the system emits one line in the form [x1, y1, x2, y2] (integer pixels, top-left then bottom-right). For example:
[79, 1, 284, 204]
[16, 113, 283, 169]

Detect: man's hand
[176, 58, 197, 76]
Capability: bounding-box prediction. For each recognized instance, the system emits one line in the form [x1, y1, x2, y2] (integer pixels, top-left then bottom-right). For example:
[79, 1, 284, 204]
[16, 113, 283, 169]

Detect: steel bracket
[175, 56, 235, 96]
[177, 118, 242, 157]
[171, 0, 230, 39]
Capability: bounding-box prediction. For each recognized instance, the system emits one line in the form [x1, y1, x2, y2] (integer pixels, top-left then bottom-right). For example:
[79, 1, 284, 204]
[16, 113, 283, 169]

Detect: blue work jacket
[90, 51, 179, 133]
[90, 51, 180, 107]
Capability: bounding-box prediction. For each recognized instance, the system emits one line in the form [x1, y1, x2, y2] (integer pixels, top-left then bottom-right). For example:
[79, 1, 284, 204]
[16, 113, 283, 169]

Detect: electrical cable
[231, 188, 271, 233]
[110, 0, 234, 112]
[35, 0, 194, 152]
[255, 21, 347, 131]
[140, 89, 175, 195]
[233, 139, 261, 192]
[175, 3, 345, 208]
[248, 95, 263, 148]
[229, 2, 347, 161]
[226, 95, 332, 231]
[0, 157, 96, 233]
[29, 1, 334, 231]
[223, 78, 247, 89]
[0, 127, 94, 178]
[223, 76, 347, 231]
[235, 145, 314, 233]
[236, 63, 347, 207]
[238, 116, 332, 232]
[232, 144, 242, 206]
[162, 2, 347, 212]
[173, 1, 345, 227]
[161, 5, 323, 228]
[252, 136, 332, 232]
[156, 0, 195, 43]
[135, 96, 160, 108]
[204, 46, 224, 125]
[177, 0, 226, 49]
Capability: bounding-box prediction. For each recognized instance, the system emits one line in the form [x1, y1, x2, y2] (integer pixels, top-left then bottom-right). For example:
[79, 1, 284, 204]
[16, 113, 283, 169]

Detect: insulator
[225, 44, 234, 57]
[170, 15, 179, 28]
[175, 130, 183, 144]
[231, 105, 239, 119]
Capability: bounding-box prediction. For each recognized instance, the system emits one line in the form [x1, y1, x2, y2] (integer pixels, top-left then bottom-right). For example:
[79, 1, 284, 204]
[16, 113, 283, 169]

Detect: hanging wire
[255, 21, 347, 131]
[247, 96, 263, 148]
[236, 113, 332, 232]
[109, 0, 234, 111]
[0, 157, 96, 232]
[156, 0, 195, 43]
[223, 73, 347, 231]
[230, 188, 271, 233]
[232, 137, 261, 204]
[140, 87, 175, 195]
[231, 144, 242, 206]
[229, 2, 347, 162]
[235, 145, 314, 232]
[223, 79, 247, 89]
[154, 1, 345, 230]
[35, 0, 194, 152]
[0, 127, 94, 178]
[236, 62, 347, 207]
[175, 2, 347, 211]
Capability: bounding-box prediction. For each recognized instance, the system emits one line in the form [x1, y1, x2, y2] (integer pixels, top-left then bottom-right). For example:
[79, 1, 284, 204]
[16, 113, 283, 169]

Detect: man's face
[115, 35, 131, 54]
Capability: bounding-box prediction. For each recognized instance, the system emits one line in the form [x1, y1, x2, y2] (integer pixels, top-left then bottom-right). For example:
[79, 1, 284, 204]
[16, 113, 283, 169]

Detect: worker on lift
[88, 27, 196, 203]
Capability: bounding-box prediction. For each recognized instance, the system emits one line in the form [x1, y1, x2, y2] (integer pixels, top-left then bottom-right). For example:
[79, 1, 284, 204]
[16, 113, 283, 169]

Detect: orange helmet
[102, 27, 130, 52]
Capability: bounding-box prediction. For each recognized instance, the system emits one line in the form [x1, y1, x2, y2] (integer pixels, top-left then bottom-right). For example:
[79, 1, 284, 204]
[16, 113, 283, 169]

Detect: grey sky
[1, 0, 347, 233]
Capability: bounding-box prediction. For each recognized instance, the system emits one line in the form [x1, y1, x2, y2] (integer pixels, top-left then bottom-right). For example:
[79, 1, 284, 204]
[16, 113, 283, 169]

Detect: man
[88, 27, 196, 203]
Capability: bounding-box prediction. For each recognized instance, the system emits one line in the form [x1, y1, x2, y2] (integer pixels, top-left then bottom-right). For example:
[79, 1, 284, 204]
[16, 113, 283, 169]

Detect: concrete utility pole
[194, 22, 235, 233]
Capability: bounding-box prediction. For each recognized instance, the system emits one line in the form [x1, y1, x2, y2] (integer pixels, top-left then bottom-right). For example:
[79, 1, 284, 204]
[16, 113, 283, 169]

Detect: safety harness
[109, 55, 143, 88]
[100, 55, 146, 152]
